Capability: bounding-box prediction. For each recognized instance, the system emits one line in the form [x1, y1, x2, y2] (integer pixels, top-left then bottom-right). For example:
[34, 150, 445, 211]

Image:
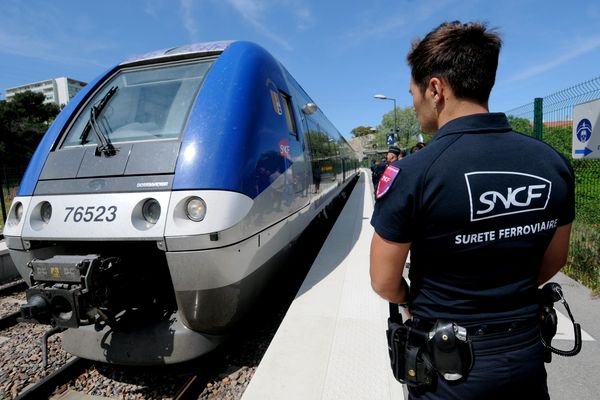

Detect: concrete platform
[242, 168, 598, 400]
[242, 170, 404, 400]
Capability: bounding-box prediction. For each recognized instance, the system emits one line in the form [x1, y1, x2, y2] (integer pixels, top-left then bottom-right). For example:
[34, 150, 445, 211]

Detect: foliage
[543, 125, 571, 157]
[565, 222, 600, 295]
[506, 115, 533, 135]
[351, 125, 375, 137]
[535, 122, 600, 293]
[378, 106, 424, 147]
[356, 106, 431, 151]
[0, 91, 59, 166]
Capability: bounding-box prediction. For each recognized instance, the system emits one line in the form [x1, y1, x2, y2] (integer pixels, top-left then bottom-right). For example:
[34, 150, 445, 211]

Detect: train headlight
[185, 197, 206, 222]
[12, 202, 24, 223]
[142, 199, 161, 224]
[40, 201, 52, 223]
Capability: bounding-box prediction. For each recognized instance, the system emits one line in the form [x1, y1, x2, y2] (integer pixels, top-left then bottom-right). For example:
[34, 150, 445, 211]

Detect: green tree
[0, 91, 59, 166]
[377, 106, 430, 148]
[351, 125, 375, 138]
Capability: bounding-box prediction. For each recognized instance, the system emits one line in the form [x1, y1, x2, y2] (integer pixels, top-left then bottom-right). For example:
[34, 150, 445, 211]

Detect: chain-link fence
[0, 165, 26, 231]
[506, 76, 600, 293]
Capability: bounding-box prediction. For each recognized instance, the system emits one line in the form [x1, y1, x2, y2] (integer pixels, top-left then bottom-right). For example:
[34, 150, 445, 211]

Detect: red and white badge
[376, 165, 400, 199]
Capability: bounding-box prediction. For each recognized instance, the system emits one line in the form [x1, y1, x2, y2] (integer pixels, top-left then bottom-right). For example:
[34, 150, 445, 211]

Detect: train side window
[280, 91, 298, 140]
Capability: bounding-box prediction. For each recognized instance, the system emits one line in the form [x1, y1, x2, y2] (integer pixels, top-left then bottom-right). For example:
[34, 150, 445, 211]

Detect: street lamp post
[374, 94, 397, 145]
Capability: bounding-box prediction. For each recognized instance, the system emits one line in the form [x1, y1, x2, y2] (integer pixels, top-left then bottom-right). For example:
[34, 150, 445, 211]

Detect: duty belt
[412, 318, 537, 336]
[386, 305, 474, 387]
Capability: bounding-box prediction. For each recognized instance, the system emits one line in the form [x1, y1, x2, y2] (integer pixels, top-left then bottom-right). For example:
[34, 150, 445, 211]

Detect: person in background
[410, 141, 426, 154]
[372, 146, 403, 193]
[386, 145, 402, 163]
[370, 21, 574, 399]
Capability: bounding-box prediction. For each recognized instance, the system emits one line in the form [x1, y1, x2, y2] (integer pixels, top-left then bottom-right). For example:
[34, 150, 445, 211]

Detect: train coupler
[20, 255, 122, 328]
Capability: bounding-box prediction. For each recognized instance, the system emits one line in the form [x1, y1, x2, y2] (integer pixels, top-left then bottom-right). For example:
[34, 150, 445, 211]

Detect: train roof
[121, 41, 234, 65]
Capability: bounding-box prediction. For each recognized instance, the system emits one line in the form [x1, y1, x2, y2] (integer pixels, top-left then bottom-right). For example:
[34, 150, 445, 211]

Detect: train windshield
[61, 59, 214, 148]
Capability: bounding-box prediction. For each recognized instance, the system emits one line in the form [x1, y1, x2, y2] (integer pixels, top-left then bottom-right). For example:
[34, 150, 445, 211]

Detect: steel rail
[14, 357, 92, 400]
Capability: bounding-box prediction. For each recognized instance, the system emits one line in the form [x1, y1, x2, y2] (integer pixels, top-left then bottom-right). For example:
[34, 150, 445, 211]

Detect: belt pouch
[386, 319, 409, 382]
[387, 304, 435, 387]
[405, 341, 435, 388]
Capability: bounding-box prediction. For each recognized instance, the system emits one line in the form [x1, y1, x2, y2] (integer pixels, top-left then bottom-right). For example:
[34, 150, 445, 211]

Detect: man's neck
[437, 98, 489, 129]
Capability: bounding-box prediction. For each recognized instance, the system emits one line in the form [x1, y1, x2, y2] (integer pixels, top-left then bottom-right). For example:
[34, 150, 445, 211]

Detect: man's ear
[428, 77, 444, 100]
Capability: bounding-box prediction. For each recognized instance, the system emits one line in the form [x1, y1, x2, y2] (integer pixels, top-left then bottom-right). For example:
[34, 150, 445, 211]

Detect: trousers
[408, 331, 549, 400]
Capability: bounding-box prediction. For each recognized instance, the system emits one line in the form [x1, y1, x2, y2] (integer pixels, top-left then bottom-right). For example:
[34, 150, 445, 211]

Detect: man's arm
[538, 223, 573, 285]
[370, 232, 411, 303]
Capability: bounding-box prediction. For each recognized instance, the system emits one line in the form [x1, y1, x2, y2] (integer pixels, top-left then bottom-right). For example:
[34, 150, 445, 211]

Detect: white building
[5, 77, 87, 106]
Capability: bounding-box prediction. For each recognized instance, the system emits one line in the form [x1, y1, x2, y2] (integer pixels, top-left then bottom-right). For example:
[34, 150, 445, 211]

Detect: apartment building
[5, 77, 87, 106]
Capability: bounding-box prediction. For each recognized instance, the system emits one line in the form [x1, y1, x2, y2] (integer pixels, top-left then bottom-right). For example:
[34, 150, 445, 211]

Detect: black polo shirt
[371, 113, 575, 324]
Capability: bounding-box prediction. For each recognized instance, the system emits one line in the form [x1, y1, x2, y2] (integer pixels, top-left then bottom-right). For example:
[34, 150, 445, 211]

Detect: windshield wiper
[80, 86, 119, 156]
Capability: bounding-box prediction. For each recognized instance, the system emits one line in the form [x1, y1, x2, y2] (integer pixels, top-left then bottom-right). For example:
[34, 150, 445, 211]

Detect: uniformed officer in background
[371, 146, 403, 193]
[370, 21, 574, 399]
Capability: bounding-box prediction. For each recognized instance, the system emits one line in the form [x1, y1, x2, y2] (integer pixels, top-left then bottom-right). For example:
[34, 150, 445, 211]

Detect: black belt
[412, 318, 537, 337]
[467, 319, 538, 337]
[412, 318, 541, 356]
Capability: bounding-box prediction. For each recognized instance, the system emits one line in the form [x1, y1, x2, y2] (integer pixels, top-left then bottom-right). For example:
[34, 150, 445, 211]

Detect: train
[3, 41, 359, 365]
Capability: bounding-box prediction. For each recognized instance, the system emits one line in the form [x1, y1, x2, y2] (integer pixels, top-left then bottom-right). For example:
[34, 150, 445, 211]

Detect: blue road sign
[386, 133, 394, 145]
[575, 147, 593, 156]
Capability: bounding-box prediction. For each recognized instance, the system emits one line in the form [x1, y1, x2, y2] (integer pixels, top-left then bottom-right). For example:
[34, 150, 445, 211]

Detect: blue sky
[2, 0, 600, 139]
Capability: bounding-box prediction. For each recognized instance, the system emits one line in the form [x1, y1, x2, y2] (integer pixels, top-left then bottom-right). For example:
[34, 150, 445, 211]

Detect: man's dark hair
[406, 21, 502, 104]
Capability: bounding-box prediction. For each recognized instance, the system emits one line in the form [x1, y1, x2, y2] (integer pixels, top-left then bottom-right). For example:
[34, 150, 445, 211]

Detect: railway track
[0, 279, 27, 296]
[14, 357, 91, 400]
[0, 279, 26, 328]
[0, 310, 20, 330]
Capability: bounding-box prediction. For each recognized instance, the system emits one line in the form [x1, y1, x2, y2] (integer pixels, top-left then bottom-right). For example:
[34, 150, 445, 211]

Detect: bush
[565, 222, 600, 295]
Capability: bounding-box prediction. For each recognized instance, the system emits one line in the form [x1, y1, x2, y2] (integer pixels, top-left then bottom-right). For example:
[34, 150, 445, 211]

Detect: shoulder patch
[376, 165, 400, 199]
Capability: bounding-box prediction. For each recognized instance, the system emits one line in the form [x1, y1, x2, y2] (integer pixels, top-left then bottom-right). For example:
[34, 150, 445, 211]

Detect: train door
[279, 91, 308, 199]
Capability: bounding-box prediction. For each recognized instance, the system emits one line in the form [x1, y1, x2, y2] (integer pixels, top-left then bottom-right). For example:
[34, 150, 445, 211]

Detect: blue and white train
[3, 41, 358, 365]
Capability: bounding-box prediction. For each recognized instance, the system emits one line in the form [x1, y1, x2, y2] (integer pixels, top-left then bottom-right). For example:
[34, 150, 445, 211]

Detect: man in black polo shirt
[370, 21, 574, 399]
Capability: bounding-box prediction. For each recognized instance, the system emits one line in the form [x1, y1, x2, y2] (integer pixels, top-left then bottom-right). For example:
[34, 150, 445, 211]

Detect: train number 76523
[64, 206, 117, 223]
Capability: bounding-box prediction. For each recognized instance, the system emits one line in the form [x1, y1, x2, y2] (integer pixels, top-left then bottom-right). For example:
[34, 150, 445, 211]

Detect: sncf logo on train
[465, 171, 551, 221]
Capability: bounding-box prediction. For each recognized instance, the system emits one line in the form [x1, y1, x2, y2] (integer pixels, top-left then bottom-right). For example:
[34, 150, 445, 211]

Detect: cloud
[224, 0, 295, 50]
[180, 0, 200, 42]
[0, 27, 107, 68]
[338, 0, 453, 51]
[0, 3, 110, 68]
[507, 36, 600, 83]
[292, 5, 315, 30]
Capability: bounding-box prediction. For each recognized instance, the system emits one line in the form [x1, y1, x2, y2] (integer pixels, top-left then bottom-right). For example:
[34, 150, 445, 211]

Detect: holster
[427, 320, 473, 381]
[386, 304, 473, 387]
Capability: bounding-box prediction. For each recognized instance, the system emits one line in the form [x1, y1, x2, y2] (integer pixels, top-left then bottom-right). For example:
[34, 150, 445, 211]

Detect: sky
[2, 0, 600, 139]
